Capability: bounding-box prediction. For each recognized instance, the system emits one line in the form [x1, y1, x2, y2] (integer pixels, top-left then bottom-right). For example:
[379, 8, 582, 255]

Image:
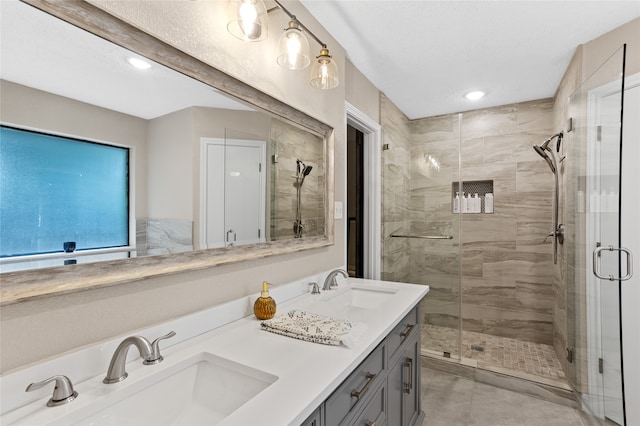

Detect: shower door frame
[572, 45, 629, 425]
[586, 71, 639, 426]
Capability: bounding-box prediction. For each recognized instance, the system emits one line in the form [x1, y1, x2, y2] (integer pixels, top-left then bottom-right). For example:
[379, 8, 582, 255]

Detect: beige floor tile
[420, 368, 586, 426]
[421, 324, 565, 381]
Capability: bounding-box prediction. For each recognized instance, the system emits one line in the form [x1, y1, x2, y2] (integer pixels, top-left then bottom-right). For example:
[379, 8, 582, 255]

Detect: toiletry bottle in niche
[590, 191, 599, 213]
[466, 193, 472, 213]
[460, 192, 467, 214]
[453, 192, 460, 213]
[606, 190, 617, 212]
[473, 193, 480, 213]
[485, 193, 494, 213]
[577, 191, 585, 213]
[254, 281, 276, 320]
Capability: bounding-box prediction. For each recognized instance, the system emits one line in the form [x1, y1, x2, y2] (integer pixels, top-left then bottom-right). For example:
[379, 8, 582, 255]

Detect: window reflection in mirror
[0, 1, 327, 273]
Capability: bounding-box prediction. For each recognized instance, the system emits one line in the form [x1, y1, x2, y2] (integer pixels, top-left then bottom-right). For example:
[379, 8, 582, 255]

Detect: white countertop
[1, 277, 429, 426]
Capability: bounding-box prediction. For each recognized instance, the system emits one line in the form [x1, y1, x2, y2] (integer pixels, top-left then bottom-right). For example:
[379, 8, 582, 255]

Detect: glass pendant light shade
[276, 20, 311, 70]
[310, 47, 339, 89]
[227, 0, 269, 42]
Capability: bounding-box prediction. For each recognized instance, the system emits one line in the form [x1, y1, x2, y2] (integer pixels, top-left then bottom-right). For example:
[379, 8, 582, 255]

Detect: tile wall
[135, 219, 193, 256]
[382, 96, 560, 346]
[269, 119, 325, 241]
[380, 94, 412, 284]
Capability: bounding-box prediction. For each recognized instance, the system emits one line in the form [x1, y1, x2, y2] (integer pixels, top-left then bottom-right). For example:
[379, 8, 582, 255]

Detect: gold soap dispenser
[254, 281, 276, 320]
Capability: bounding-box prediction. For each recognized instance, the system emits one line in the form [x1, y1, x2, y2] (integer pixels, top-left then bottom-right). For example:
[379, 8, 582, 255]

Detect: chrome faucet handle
[144, 331, 176, 365]
[26, 375, 78, 407]
[309, 282, 321, 294]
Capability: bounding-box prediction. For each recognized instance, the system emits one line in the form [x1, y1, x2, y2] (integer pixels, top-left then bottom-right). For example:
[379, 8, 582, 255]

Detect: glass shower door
[568, 45, 627, 425]
[380, 103, 462, 360]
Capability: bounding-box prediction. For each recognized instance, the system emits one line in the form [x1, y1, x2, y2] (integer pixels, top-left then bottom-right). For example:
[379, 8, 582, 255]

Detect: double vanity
[0, 274, 428, 425]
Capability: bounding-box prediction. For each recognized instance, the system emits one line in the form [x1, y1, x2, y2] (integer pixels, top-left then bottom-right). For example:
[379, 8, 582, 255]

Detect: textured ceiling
[300, 0, 640, 119]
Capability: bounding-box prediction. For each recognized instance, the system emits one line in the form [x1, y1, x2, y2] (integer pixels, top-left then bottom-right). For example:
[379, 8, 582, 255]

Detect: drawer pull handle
[351, 372, 376, 399]
[403, 357, 413, 393]
[365, 422, 376, 426]
[400, 323, 415, 337]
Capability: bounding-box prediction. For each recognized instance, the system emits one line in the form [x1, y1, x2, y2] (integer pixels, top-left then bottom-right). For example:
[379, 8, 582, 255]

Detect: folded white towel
[260, 310, 368, 348]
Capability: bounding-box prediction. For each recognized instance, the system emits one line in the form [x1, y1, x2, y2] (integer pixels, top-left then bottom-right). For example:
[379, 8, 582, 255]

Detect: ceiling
[2, 1, 638, 121]
[299, 0, 640, 119]
[0, 0, 251, 120]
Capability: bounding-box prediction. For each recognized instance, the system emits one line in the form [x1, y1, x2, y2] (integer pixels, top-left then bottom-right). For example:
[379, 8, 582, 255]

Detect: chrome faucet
[322, 269, 348, 291]
[103, 331, 176, 384]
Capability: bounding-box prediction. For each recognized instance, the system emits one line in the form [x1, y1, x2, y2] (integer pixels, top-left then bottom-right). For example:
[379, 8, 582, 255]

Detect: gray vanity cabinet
[301, 306, 423, 426]
[387, 329, 421, 426]
[301, 407, 323, 426]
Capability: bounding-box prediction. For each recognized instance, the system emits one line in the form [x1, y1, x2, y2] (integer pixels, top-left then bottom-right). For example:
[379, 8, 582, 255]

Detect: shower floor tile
[421, 324, 566, 381]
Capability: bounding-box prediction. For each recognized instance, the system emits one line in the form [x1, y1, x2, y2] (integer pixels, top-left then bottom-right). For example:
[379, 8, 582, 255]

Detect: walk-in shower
[381, 100, 568, 395]
[380, 42, 633, 425]
[293, 159, 312, 238]
[533, 132, 564, 264]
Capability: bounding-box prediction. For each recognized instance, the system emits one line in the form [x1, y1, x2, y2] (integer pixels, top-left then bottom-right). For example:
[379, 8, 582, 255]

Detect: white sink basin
[63, 352, 277, 426]
[322, 284, 398, 310]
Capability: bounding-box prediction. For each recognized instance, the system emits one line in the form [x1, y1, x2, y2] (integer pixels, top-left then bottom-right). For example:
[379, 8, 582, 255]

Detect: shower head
[534, 132, 564, 174]
[533, 144, 556, 174]
[540, 138, 552, 151]
[555, 132, 563, 153]
[299, 165, 313, 186]
[302, 165, 313, 177]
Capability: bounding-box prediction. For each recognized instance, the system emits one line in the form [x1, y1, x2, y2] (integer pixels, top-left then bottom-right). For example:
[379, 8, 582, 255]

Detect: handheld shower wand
[532, 131, 564, 264]
[294, 159, 313, 238]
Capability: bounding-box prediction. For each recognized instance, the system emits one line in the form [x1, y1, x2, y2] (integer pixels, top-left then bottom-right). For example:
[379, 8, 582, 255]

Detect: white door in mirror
[202, 138, 266, 248]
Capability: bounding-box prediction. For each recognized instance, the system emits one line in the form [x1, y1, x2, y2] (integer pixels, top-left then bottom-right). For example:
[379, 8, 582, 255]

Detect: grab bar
[390, 234, 453, 240]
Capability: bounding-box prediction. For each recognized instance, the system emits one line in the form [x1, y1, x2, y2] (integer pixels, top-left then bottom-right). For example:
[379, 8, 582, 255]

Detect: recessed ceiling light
[127, 57, 151, 70]
[464, 91, 485, 100]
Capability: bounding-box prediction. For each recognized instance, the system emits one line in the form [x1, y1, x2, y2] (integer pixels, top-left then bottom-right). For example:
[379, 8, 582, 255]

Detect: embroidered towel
[260, 310, 367, 348]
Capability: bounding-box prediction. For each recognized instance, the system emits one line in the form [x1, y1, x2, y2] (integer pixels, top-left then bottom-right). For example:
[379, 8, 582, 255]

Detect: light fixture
[227, 0, 339, 89]
[227, 0, 269, 42]
[276, 18, 311, 70]
[310, 47, 339, 90]
[464, 90, 485, 100]
[127, 57, 151, 70]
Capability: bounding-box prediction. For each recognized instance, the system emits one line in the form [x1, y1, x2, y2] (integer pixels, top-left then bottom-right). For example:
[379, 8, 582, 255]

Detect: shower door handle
[592, 245, 633, 281]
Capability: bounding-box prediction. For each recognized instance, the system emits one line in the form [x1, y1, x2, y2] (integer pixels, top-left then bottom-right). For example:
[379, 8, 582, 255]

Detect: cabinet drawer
[386, 307, 419, 361]
[350, 382, 386, 426]
[325, 343, 386, 426]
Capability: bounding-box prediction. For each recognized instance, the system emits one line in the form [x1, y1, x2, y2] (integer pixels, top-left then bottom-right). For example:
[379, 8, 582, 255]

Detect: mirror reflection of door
[201, 138, 266, 248]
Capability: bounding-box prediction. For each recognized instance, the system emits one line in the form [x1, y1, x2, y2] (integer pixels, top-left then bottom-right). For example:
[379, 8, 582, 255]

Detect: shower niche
[452, 180, 494, 214]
